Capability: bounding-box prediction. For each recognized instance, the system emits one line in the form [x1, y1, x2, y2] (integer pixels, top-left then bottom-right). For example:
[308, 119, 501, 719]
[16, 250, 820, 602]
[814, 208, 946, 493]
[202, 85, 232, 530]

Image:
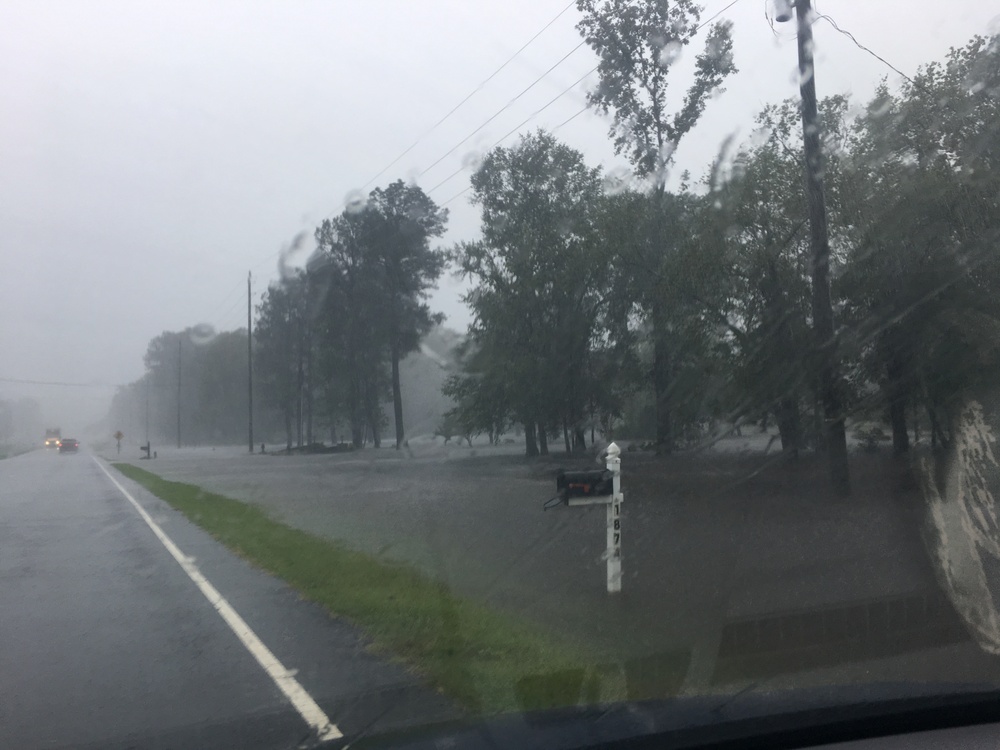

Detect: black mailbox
[556, 469, 613, 498]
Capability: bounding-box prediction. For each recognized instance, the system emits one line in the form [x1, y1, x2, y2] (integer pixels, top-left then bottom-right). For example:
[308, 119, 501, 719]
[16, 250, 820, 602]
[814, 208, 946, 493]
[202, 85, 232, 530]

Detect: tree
[576, 0, 737, 452]
[595, 186, 730, 445]
[255, 277, 307, 450]
[311, 212, 389, 447]
[706, 98, 854, 456]
[441, 342, 511, 447]
[365, 180, 448, 449]
[116, 326, 253, 446]
[838, 35, 1000, 454]
[196, 330, 251, 443]
[456, 130, 607, 456]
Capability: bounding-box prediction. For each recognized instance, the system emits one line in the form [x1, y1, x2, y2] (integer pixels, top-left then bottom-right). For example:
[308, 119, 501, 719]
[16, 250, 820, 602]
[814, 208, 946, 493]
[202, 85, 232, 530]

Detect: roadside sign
[114, 430, 124, 455]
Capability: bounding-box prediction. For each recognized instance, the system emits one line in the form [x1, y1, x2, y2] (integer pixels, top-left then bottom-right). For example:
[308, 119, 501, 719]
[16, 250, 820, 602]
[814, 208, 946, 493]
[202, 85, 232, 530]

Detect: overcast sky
[1, 0, 997, 430]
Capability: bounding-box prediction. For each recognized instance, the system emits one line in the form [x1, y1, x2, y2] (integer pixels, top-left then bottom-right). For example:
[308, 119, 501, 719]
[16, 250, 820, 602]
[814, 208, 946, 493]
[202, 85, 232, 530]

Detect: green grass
[111, 462, 613, 715]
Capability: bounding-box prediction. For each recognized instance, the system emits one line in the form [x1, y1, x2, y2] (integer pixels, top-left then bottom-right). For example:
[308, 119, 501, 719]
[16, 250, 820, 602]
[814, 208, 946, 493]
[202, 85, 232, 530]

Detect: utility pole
[177, 337, 182, 449]
[794, 0, 850, 496]
[145, 378, 150, 444]
[248, 270, 254, 453]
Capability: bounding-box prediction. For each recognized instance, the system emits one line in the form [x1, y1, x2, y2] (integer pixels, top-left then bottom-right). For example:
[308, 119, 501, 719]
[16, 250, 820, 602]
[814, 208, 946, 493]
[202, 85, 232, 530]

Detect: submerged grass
[111, 462, 610, 714]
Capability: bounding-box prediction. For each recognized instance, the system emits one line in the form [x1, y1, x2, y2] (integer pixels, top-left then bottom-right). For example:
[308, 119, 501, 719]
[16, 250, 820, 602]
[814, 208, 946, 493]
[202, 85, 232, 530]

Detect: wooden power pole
[248, 271, 254, 453]
[795, 0, 850, 496]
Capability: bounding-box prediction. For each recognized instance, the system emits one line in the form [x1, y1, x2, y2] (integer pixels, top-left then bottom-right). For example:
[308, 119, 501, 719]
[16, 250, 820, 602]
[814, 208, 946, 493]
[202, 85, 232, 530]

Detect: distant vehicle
[58, 438, 79, 454]
[44, 428, 61, 448]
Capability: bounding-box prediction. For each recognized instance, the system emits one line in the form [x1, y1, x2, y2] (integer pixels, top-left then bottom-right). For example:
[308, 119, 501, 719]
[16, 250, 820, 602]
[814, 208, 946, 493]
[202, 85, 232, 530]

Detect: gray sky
[1, 0, 996, 431]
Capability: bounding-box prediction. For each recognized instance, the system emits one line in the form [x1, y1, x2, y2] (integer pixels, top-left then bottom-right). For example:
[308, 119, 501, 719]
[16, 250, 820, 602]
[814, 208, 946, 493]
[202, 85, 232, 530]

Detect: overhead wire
[426, 65, 598, 195]
[358, 0, 579, 191]
[199, 277, 246, 325]
[814, 13, 913, 83]
[248, 18, 591, 274]
[437, 0, 744, 208]
[414, 40, 589, 180]
[228, 0, 748, 285]
[696, 0, 746, 31]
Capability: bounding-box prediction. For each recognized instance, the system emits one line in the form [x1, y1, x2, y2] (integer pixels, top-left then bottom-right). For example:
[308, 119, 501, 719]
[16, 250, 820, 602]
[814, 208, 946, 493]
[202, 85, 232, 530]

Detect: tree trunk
[538, 426, 549, 456]
[363, 375, 381, 449]
[525, 422, 539, 457]
[296, 363, 303, 448]
[563, 419, 571, 453]
[775, 397, 801, 458]
[652, 307, 673, 454]
[889, 398, 908, 457]
[886, 353, 909, 457]
[574, 427, 587, 453]
[305, 329, 313, 446]
[349, 370, 365, 448]
[928, 404, 946, 451]
[391, 340, 405, 449]
[284, 405, 293, 452]
[812, 384, 825, 453]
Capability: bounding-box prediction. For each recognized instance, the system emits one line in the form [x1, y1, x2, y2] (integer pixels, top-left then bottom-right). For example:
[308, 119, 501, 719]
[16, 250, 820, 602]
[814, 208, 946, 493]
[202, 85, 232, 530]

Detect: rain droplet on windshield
[462, 151, 484, 171]
[658, 40, 683, 67]
[869, 99, 892, 118]
[189, 323, 217, 346]
[749, 126, 771, 148]
[344, 189, 368, 214]
[601, 166, 633, 195]
[277, 230, 312, 281]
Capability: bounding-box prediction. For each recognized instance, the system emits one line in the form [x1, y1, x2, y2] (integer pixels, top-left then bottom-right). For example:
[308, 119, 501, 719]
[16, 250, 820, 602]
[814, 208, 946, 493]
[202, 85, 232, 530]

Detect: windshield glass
[2, 2, 1000, 748]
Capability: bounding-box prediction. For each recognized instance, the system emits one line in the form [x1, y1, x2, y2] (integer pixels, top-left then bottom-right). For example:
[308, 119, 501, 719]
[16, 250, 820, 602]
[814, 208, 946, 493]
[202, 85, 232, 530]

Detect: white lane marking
[93, 458, 342, 742]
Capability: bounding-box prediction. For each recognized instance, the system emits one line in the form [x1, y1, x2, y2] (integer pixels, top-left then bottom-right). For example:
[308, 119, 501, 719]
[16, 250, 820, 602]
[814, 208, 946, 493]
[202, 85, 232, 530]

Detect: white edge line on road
[93, 458, 342, 742]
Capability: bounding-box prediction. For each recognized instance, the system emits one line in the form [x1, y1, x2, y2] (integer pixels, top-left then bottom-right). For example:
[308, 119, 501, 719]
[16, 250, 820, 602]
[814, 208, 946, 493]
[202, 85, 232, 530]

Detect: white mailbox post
[605, 441, 623, 593]
[560, 441, 623, 594]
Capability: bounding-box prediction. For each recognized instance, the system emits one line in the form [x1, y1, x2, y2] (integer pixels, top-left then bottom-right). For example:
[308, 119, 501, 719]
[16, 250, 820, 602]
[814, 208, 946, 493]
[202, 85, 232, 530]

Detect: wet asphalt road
[0, 449, 458, 750]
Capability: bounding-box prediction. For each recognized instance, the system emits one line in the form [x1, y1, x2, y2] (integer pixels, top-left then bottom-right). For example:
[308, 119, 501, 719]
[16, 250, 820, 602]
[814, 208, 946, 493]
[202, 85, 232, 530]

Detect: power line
[426, 65, 598, 195]
[440, 186, 472, 207]
[489, 67, 597, 150]
[253, 39, 593, 272]
[815, 13, 913, 83]
[554, 104, 589, 130]
[218, 297, 243, 328]
[200, 277, 246, 323]
[415, 40, 588, 180]
[697, 0, 746, 31]
[252, 0, 739, 270]
[358, 0, 579, 192]
[429, 0, 749, 200]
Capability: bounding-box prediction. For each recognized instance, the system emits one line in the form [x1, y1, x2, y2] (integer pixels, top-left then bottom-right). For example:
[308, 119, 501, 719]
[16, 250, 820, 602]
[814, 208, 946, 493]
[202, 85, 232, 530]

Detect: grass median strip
[111, 462, 609, 715]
